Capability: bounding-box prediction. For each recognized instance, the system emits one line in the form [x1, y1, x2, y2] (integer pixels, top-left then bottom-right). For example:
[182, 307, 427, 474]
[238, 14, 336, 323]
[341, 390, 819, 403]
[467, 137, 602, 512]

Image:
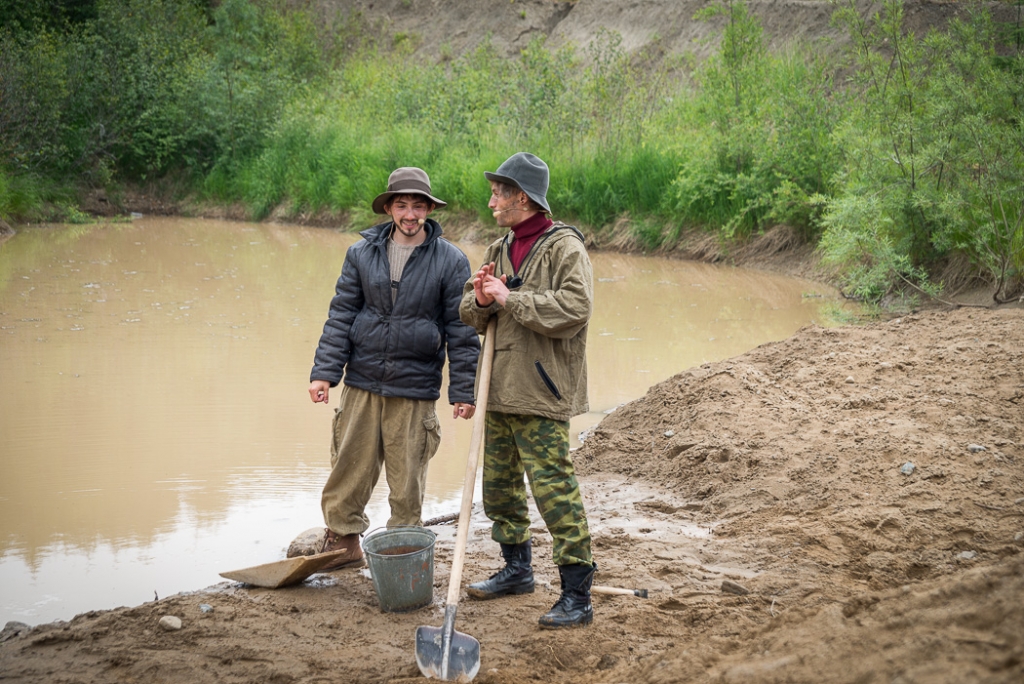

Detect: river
[0, 216, 850, 625]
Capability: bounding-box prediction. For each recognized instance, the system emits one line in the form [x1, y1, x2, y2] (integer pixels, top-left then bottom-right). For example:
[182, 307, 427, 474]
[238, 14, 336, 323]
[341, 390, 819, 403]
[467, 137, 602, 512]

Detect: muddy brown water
[373, 545, 428, 557]
[0, 217, 851, 626]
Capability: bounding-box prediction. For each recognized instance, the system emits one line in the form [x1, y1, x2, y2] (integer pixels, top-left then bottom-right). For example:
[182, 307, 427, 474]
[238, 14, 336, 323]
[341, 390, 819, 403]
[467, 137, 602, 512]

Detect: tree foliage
[1, 0, 1020, 303]
[668, 0, 840, 239]
[822, 0, 1023, 302]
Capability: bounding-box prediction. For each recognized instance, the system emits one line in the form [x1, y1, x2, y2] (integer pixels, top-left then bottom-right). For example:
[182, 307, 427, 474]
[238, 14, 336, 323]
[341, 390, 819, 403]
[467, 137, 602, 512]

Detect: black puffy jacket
[310, 219, 480, 404]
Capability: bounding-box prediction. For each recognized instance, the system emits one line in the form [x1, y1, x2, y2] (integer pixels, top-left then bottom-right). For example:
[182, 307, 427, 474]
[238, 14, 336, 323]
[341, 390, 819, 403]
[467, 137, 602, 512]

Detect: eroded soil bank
[1, 306, 1021, 683]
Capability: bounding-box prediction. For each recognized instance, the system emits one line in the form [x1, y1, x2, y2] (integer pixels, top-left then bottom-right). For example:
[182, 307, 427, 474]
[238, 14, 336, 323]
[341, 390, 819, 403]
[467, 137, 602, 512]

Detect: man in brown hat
[308, 167, 480, 570]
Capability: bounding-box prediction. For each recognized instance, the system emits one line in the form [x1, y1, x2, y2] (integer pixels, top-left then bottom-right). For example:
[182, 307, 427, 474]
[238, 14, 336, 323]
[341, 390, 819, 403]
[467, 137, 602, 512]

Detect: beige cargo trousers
[321, 385, 442, 535]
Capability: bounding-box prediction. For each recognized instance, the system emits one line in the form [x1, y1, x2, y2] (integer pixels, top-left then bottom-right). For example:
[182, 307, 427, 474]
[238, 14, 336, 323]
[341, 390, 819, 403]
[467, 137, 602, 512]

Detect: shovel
[415, 317, 496, 682]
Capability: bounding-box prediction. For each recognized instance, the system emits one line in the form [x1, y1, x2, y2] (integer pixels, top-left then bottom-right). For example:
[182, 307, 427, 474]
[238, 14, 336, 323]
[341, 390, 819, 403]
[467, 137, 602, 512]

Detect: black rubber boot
[466, 540, 535, 600]
[538, 563, 595, 629]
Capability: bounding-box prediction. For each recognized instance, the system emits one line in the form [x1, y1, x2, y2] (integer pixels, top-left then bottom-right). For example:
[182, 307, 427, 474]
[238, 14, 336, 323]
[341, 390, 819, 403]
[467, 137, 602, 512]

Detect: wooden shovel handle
[446, 318, 496, 606]
[593, 585, 648, 598]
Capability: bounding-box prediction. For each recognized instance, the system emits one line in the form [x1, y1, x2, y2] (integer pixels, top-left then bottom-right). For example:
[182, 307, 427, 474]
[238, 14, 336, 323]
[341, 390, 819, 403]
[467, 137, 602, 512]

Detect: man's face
[385, 195, 432, 238]
[488, 181, 523, 228]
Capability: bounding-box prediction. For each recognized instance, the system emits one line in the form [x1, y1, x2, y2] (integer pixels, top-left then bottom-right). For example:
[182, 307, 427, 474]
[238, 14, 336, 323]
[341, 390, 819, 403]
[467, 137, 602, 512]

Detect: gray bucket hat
[484, 152, 551, 213]
[371, 167, 447, 215]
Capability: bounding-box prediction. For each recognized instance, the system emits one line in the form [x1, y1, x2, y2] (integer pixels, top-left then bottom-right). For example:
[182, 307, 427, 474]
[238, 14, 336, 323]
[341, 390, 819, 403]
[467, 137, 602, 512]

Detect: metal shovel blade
[415, 622, 480, 682]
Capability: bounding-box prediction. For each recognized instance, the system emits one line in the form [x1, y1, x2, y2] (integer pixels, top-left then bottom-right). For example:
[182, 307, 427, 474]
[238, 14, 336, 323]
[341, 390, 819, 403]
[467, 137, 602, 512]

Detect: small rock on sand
[159, 616, 182, 631]
[722, 579, 750, 595]
[287, 527, 326, 558]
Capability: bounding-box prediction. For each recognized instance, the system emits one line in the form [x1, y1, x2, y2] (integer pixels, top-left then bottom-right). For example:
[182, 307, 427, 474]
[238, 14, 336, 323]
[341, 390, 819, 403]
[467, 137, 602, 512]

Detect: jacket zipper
[534, 361, 562, 400]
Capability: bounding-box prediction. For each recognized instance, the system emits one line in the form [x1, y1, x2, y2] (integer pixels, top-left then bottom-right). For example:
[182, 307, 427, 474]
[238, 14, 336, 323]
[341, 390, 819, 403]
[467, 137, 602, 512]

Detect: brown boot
[320, 529, 364, 570]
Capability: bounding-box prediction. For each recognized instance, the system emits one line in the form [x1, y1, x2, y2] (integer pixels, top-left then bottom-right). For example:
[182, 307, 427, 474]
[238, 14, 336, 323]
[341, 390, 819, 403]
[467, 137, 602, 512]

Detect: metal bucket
[362, 526, 436, 613]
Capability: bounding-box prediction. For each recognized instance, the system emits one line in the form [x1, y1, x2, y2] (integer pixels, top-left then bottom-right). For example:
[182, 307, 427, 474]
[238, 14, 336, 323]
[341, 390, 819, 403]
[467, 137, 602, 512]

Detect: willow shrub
[665, 0, 840, 240]
[821, 0, 1024, 302]
[927, 10, 1024, 303]
[0, 28, 79, 177]
[0, 169, 40, 221]
[225, 48, 512, 221]
[1, 0, 325, 198]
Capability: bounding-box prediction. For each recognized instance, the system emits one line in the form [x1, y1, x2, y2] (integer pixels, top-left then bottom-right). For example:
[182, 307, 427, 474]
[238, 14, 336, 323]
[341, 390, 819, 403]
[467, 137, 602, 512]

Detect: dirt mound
[574, 306, 1024, 682]
[2, 307, 1021, 683]
[579, 309, 1023, 571]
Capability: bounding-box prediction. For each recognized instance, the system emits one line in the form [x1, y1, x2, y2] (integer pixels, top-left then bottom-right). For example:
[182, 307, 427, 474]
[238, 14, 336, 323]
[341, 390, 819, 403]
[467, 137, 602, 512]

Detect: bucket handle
[363, 525, 437, 555]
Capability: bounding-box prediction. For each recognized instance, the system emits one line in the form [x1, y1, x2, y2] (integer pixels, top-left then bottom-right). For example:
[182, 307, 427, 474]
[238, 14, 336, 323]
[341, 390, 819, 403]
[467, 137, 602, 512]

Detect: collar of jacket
[360, 217, 443, 246]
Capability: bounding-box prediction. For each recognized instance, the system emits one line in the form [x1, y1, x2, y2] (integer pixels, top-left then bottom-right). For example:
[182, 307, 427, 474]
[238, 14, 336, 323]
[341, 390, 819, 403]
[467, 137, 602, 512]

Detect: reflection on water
[0, 217, 849, 625]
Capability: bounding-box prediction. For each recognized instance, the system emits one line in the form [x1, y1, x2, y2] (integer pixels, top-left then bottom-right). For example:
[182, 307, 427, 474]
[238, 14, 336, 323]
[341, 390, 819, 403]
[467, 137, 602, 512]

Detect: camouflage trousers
[482, 411, 593, 567]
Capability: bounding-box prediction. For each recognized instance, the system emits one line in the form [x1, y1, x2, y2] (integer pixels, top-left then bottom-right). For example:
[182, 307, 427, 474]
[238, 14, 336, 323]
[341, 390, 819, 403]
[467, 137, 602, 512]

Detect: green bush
[666, 0, 840, 239]
[0, 0, 324, 184]
[0, 168, 39, 220]
[822, 0, 1023, 302]
[0, 28, 74, 175]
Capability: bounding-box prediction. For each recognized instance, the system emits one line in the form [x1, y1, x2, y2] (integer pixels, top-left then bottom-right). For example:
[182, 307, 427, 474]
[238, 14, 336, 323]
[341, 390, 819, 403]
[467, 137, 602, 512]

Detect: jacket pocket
[425, 321, 442, 357]
[534, 361, 562, 400]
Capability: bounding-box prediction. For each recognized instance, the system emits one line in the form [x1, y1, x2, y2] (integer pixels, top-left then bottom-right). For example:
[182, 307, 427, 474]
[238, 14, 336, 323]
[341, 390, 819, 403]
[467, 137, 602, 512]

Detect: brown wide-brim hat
[371, 167, 447, 215]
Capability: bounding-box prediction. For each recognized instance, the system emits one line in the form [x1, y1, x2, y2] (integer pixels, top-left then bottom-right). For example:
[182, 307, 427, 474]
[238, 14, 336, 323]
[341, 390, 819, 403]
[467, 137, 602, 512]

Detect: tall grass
[225, 11, 840, 244]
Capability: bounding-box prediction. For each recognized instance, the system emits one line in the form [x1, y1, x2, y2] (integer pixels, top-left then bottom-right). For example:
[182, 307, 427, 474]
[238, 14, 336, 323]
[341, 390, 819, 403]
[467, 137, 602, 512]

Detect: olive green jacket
[459, 222, 592, 422]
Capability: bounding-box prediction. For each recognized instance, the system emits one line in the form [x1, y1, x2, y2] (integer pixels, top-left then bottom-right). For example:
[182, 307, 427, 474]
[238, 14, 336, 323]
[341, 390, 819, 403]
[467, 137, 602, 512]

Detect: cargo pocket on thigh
[422, 412, 441, 464]
[330, 406, 345, 468]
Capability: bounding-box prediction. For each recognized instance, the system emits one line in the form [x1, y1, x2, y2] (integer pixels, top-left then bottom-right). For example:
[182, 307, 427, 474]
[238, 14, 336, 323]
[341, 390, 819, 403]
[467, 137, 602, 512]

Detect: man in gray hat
[459, 152, 597, 628]
[309, 167, 480, 570]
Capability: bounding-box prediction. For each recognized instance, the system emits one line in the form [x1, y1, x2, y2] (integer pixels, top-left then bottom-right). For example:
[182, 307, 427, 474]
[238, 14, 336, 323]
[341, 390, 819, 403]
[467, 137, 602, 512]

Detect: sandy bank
[2, 306, 1021, 683]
